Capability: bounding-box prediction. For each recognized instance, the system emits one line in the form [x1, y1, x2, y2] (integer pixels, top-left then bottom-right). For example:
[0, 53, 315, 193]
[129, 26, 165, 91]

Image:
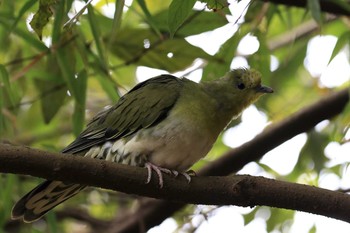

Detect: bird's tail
[11, 180, 86, 222]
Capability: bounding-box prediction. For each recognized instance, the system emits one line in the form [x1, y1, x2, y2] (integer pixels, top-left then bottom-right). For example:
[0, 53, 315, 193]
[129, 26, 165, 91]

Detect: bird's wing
[62, 75, 183, 154]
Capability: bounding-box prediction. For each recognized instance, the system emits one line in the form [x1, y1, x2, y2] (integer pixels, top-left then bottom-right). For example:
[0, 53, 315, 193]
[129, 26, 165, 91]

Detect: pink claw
[145, 162, 193, 188]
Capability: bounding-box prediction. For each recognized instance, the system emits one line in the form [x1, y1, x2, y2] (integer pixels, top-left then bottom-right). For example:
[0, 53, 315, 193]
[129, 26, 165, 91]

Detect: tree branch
[1, 89, 349, 232]
[261, 0, 350, 16]
[1, 142, 350, 224]
[268, 15, 337, 51]
[107, 88, 350, 233]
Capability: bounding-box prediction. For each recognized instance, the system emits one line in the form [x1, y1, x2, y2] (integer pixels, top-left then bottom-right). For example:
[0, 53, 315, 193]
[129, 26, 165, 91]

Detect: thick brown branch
[261, 0, 350, 16]
[1, 143, 350, 225]
[109, 88, 350, 233]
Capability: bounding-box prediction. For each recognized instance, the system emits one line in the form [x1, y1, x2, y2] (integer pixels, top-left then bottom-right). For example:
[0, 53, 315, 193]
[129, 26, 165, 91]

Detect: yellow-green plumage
[12, 68, 272, 222]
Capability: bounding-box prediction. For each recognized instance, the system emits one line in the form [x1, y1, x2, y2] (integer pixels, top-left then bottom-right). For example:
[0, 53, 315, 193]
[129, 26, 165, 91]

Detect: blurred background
[1, 0, 350, 232]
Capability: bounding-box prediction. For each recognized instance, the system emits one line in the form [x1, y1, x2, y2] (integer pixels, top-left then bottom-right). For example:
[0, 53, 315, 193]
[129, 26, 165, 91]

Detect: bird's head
[225, 68, 273, 95]
[206, 68, 273, 115]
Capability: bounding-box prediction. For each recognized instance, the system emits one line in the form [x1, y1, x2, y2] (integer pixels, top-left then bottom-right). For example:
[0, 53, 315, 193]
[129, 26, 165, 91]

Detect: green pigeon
[12, 68, 273, 222]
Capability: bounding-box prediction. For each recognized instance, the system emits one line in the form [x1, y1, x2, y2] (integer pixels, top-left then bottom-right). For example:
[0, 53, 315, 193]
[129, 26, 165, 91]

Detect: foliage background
[1, 0, 350, 232]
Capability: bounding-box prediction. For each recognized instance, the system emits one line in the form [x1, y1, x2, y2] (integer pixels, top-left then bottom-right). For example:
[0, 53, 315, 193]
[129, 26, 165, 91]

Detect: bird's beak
[256, 85, 273, 93]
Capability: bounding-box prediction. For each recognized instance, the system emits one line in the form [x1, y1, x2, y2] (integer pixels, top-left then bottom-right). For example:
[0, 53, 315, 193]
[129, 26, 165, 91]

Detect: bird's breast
[84, 113, 216, 172]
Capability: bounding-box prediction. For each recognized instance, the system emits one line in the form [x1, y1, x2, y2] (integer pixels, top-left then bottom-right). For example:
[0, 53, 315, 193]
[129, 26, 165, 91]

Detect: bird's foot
[145, 162, 168, 188]
[145, 163, 195, 188]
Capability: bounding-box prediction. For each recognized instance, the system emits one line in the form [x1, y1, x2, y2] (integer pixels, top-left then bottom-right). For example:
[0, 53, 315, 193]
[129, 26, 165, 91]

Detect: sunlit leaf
[153, 9, 228, 37]
[136, 0, 161, 37]
[242, 207, 258, 225]
[168, 0, 196, 37]
[266, 208, 294, 232]
[328, 30, 350, 65]
[310, 225, 317, 233]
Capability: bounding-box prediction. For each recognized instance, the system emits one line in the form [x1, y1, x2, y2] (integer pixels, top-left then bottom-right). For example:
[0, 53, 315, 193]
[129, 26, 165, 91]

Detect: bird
[11, 68, 273, 223]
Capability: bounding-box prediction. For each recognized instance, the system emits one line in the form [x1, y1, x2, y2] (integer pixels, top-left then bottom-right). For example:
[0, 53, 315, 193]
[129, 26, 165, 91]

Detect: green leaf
[87, 4, 109, 74]
[108, 0, 124, 42]
[248, 31, 271, 83]
[168, 0, 196, 38]
[29, 0, 57, 39]
[310, 225, 317, 233]
[202, 30, 247, 81]
[136, 0, 161, 37]
[95, 74, 120, 102]
[266, 208, 294, 232]
[242, 207, 258, 225]
[326, 0, 350, 15]
[51, 0, 65, 43]
[307, 0, 322, 25]
[56, 44, 77, 98]
[35, 76, 67, 124]
[109, 28, 214, 72]
[0, 64, 17, 105]
[299, 130, 329, 173]
[153, 9, 228, 37]
[72, 70, 87, 136]
[0, 64, 21, 134]
[11, 0, 37, 31]
[200, 0, 229, 10]
[0, 17, 48, 51]
[272, 41, 308, 90]
[328, 31, 350, 65]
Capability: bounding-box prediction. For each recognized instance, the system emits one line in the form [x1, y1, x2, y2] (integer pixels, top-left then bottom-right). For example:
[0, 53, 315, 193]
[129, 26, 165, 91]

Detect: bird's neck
[203, 80, 245, 116]
[199, 81, 245, 133]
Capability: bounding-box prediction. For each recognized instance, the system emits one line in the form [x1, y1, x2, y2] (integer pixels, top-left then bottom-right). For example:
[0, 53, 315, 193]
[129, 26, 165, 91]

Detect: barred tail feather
[11, 180, 86, 222]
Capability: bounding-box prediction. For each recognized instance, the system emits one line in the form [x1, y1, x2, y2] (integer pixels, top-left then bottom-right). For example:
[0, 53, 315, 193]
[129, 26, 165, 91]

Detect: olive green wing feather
[62, 74, 183, 154]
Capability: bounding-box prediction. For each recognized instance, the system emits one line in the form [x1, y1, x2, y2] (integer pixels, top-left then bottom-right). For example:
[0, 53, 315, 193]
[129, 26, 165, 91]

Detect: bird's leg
[178, 170, 196, 183]
[177, 172, 190, 183]
[145, 162, 173, 188]
[145, 162, 196, 187]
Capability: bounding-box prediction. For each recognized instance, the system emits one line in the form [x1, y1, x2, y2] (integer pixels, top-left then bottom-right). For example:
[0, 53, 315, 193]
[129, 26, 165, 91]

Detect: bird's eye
[237, 83, 245, 90]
